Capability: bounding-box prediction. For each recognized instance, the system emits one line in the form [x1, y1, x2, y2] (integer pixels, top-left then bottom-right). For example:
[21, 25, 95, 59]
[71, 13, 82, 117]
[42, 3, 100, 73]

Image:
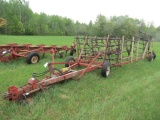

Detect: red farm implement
[0, 43, 76, 64]
[2, 31, 156, 102]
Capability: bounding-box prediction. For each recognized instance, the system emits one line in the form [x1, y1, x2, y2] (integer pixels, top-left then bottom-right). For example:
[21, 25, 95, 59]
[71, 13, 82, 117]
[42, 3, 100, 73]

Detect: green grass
[0, 35, 74, 46]
[0, 35, 160, 120]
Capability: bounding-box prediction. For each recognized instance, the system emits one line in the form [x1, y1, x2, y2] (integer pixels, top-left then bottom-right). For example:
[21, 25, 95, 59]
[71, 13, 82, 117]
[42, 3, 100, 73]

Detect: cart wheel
[65, 56, 75, 67]
[70, 49, 76, 56]
[101, 61, 111, 77]
[153, 52, 156, 60]
[27, 52, 40, 64]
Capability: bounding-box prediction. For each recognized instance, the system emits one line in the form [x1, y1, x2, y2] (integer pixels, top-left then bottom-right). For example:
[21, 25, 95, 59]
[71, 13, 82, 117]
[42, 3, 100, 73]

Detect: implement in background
[0, 43, 76, 64]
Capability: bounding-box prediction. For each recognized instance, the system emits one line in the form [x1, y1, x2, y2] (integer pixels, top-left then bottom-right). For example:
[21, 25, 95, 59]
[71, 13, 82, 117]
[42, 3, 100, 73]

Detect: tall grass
[0, 35, 160, 120]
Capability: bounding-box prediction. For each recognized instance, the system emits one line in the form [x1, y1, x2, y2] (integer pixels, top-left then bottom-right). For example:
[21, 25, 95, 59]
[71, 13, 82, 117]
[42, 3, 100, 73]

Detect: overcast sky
[28, 0, 160, 27]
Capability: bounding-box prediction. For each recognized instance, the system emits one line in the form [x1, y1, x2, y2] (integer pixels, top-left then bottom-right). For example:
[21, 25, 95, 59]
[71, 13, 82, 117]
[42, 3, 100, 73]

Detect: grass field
[0, 35, 160, 120]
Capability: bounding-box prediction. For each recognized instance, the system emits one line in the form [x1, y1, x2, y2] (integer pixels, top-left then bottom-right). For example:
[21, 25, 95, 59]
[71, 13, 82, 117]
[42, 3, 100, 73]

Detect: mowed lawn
[0, 35, 160, 120]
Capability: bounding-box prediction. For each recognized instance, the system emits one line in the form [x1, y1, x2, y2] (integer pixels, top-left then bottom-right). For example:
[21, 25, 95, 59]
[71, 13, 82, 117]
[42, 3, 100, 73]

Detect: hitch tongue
[8, 86, 19, 101]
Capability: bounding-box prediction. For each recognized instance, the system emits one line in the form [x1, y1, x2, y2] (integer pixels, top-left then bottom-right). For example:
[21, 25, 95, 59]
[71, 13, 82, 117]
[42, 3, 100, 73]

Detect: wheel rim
[151, 57, 153, 61]
[31, 56, 38, 63]
[106, 66, 110, 76]
[69, 60, 74, 66]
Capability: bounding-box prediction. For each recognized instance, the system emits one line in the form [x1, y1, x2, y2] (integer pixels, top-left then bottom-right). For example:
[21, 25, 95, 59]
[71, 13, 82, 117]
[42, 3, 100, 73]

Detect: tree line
[0, 0, 160, 41]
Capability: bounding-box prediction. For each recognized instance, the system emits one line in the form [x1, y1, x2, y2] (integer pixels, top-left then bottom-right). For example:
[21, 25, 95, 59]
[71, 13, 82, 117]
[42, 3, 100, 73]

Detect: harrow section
[76, 31, 155, 67]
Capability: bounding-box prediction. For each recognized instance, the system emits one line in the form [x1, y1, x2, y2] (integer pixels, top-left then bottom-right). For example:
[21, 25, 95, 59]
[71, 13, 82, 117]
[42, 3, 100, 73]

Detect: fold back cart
[2, 31, 156, 102]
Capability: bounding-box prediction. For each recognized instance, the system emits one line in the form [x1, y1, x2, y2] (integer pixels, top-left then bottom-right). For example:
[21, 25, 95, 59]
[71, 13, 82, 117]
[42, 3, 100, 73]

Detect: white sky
[28, 0, 160, 27]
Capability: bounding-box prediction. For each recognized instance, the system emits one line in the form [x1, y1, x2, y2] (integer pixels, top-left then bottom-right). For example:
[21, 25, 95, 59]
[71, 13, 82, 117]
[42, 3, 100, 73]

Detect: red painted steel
[2, 47, 105, 102]
[3, 63, 101, 102]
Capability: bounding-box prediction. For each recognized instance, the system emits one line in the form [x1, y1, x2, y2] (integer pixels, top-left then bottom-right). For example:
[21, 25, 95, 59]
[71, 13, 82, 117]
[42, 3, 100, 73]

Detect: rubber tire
[70, 49, 76, 56]
[153, 52, 156, 59]
[148, 54, 154, 61]
[27, 52, 40, 64]
[101, 61, 111, 77]
[65, 56, 75, 67]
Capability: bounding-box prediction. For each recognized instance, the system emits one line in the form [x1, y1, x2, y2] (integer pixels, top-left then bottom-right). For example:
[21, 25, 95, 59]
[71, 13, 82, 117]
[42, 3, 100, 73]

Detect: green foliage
[0, 0, 159, 40]
[155, 27, 160, 41]
[93, 14, 108, 36]
[0, 36, 160, 120]
[75, 21, 87, 35]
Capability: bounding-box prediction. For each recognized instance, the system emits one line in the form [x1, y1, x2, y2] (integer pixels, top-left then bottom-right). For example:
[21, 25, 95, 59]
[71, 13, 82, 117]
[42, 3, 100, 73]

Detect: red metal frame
[2, 49, 105, 102]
